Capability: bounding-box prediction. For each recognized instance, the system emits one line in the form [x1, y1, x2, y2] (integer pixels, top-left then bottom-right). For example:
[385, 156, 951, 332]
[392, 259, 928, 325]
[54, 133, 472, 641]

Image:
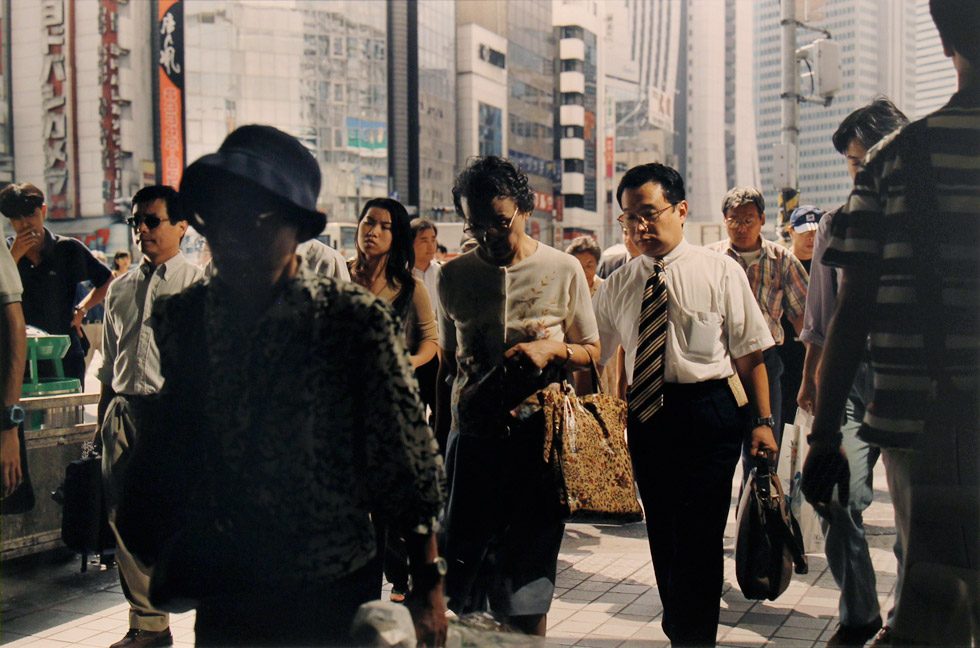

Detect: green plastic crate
[22, 335, 81, 398]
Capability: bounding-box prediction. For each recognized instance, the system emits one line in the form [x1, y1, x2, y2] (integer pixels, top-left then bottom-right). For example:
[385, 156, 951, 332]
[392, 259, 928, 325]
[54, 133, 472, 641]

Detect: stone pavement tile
[781, 615, 830, 630]
[735, 623, 779, 638]
[548, 607, 577, 625]
[594, 592, 640, 605]
[583, 602, 627, 614]
[552, 599, 589, 611]
[565, 610, 618, 625]
[775, 624, 825, 641]
[618, 604, 659, 618]
[719, 628, 768, 645]
[748, 603, 791, 617]
[613, 613, 653, 624]
[792, 605, 836, 619]
[719, 609, 744, 625]
[619, 639, 669, 648]
[609, 584, 647, 595]
[1, 638, 72, 647]
[574, 637, 624, 648]
[720, 597, 754, 612]
[45, 625, 104, 643]
[772, 639, 817, 647]
[551, 620, 603, 636]
[50, 592, 125, 616]
[593, 619, 646, 638]
[577, 580, 616, 592]
[76, 630, 131, 647]
[546, 637, 578, 647]
[561, 589, 604, 603]
[77, 616, 128, 632]
[0, 610, 86, 638]
[739, 611, 785, 626]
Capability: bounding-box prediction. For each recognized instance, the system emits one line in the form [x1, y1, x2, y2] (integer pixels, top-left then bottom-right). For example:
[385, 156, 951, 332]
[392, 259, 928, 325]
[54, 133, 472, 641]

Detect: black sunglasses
[127, 214, 170, 230]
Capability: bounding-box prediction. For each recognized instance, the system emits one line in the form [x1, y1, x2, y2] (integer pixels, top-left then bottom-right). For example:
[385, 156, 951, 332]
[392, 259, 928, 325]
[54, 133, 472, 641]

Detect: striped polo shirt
[823, 84, 980, 448]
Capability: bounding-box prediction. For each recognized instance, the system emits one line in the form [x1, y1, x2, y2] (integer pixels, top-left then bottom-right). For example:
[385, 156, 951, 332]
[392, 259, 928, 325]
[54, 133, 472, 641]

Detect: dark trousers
[414, 356, 441, 450]
[629, 380, 747, 647]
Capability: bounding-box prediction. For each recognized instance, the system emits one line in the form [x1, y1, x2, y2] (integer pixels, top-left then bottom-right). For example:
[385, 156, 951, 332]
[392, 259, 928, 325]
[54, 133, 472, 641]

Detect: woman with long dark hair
[350, 198, 438, 370]
[350, 197, 440, 602]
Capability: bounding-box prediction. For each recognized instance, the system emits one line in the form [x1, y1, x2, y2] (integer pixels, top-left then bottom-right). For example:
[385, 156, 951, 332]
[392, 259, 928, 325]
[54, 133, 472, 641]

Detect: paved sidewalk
[1, 461, 897, 647]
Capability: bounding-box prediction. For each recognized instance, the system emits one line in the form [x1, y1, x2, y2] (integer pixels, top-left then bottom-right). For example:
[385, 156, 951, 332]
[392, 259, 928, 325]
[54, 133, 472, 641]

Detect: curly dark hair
[351, 197, 416, 320]
[452, 156, 535, 220]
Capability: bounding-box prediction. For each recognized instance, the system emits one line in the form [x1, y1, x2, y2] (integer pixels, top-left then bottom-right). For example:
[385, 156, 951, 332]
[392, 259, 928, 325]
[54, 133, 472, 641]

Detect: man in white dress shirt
[593, 163, 777, 646]
[98, 186, 204, 648]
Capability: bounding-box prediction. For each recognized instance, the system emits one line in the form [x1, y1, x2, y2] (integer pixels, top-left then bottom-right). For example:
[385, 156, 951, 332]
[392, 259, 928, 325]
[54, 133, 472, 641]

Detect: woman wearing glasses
[349, 197, 439, 603]
[435, 156, 600, 636]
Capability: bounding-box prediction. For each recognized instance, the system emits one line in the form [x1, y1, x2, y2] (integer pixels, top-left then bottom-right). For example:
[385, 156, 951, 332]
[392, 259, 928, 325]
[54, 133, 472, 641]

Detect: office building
[755, 0, 917, 218]
[913, 0, 957, 118]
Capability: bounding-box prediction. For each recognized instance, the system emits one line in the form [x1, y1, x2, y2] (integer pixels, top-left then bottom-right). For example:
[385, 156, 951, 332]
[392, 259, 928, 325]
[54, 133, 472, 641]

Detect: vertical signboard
[155, 0, 184, 188]
[41, 0, 71, 218]
[99, 0, 121, 214]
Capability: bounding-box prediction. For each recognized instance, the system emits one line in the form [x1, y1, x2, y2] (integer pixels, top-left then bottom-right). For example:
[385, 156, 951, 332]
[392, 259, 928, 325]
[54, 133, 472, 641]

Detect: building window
[561, 92, 584, 106]
[478, 44, 506, 69]
[564, 159, 584, 173]
[564, 194, 584, 208]
[560, 59, 583, 72]
[560, 25, 584, 40]
[563, 125, 584, 139]
[478, 103, 503, 157]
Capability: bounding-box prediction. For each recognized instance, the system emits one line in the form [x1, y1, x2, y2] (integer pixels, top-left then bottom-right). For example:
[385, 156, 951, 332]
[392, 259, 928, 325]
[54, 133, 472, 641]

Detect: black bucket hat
[180, 125, 326, 241]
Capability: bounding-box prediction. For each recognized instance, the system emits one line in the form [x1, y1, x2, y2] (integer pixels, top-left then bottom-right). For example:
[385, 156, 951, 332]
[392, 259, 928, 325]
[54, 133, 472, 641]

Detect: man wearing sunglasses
[0, 183, 113, 383]
[97, 185, 203, 648]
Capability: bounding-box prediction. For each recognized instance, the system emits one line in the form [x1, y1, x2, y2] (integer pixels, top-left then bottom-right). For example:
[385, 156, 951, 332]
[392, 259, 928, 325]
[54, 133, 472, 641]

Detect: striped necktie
[630, 259, 668, 423]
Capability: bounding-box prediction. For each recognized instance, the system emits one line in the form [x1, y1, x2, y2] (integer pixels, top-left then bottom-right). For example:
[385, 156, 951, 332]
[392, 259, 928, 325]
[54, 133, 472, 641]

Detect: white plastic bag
[776, 408, 824, 552]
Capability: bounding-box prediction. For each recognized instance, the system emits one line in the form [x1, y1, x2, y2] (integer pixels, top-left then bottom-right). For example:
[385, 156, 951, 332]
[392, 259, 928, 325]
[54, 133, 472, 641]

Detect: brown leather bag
[735, 455, 808, 600]
[536, 374, 643, 523]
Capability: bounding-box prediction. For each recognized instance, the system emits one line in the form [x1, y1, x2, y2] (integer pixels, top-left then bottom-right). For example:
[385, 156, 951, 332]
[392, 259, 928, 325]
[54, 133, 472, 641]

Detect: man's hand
[10, 229, 41, 262]
[1, 427, 22, 497]
[504, 339, 562, 371]
[801, 439, 850, 514]
[749, 425, 778, 457]
[797, 376, 816, 413]
[406, 587, 448, 647]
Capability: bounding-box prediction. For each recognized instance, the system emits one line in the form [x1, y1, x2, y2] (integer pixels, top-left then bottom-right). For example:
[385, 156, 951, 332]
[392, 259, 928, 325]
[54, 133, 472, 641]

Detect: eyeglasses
[127, 214, 171, 230]
[617, 203, 675, 229]
[724, 215, 759, 228]
[464, 207, 520, 240]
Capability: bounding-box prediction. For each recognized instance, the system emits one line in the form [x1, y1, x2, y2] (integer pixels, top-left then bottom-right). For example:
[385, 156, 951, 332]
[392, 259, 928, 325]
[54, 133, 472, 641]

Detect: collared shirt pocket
[685, 310, 724, 360]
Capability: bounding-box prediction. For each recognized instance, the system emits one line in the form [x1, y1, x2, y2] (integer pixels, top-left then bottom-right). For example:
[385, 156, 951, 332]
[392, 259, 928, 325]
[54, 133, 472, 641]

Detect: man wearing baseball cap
[787, 205, 823, 273]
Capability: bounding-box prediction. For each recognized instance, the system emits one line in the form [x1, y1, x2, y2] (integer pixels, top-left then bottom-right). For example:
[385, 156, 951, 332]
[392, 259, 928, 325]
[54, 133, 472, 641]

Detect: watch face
[4, 405, 25, 426]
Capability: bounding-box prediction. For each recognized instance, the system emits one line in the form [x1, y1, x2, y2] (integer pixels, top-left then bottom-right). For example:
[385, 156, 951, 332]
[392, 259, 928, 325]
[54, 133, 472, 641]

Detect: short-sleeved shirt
[593, 239, 774, 385]
[822, 85, 980, 447]
[706, 237, 809, 345]
[800, 208, 842, 347]
[0, 219, 21, 305]
[438, 243, 599, 438]
[11, 228, 112, 341]
[97, 253, 204, 395]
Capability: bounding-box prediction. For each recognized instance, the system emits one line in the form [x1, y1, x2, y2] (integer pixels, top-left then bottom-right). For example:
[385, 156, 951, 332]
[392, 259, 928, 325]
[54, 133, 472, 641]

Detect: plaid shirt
[706, 238, 809, 345]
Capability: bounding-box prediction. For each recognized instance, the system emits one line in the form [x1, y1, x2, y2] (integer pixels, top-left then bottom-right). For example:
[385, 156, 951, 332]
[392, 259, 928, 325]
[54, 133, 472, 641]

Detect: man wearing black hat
[116, 125, 447, 646]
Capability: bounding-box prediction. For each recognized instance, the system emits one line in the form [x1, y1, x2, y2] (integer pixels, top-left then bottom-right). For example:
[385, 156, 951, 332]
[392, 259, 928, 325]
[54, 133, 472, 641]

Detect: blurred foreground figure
[117, 125, 447, 647]
[806, 1, 980, 644]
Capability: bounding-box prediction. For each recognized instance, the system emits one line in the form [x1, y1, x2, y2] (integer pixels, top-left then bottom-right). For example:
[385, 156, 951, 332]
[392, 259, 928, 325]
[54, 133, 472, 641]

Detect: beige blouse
[375, 277, 439, 354]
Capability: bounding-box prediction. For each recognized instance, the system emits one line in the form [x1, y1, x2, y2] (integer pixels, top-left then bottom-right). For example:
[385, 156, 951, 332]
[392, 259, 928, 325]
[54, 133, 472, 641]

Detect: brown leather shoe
[109, 628, 174, 648]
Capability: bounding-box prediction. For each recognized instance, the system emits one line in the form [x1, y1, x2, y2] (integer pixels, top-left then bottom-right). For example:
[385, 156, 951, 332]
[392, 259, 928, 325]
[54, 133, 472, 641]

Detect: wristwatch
[73, 305, 87, 318]
[411, 556, 448, 594]
[2, 404, 25, 429]
[751, 415, 775, 428]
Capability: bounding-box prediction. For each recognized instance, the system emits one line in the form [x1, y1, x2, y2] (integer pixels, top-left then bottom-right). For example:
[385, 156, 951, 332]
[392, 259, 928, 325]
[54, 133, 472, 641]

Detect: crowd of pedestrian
[0, 1, 976, 646]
